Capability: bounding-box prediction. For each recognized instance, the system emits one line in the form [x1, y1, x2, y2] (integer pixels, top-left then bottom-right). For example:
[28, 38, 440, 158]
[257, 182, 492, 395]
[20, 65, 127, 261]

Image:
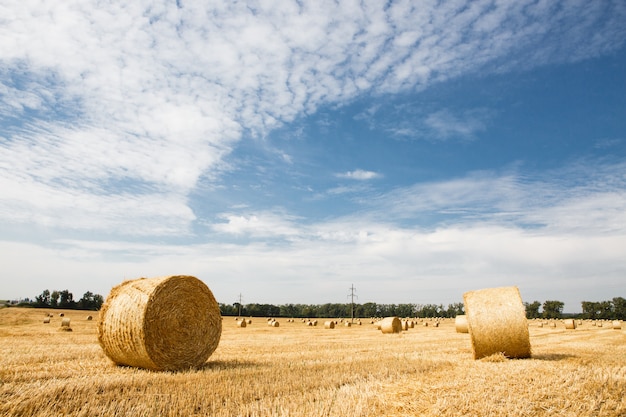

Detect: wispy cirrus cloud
[336, 169, 382, 180]
[1, 0, 625, 238]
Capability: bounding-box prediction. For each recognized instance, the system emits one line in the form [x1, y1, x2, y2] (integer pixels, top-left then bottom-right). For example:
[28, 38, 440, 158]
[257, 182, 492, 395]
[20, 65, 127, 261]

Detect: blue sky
[1, 1, 625, 312]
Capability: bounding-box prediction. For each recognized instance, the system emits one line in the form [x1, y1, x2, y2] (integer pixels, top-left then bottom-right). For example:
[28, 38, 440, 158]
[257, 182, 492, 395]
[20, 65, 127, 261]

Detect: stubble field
[1, 307, 625, 417]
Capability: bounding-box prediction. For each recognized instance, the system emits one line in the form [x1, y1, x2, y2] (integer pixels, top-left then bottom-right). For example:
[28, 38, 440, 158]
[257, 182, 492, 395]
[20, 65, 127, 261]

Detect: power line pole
[347, 284, 357, 323]
[236, 293, 243, 317]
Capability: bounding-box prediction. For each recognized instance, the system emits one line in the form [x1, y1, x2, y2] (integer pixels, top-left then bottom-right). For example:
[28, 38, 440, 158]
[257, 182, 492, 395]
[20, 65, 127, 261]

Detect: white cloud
[336, 169, 382, 180]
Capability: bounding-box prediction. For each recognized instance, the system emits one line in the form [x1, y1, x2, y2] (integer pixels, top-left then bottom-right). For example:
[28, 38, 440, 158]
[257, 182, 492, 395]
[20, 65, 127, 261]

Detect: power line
[347, 284, 358, 323]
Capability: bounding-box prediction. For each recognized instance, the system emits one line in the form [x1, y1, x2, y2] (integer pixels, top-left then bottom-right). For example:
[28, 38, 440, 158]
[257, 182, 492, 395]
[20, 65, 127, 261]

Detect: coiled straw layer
[97, 275, 222, 371]
[463, 286, 531, 360]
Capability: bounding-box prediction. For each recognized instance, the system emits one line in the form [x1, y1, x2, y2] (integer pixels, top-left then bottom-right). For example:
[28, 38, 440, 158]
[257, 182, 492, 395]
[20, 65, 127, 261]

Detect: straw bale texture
[564, 319, 576, 330]
[324, 320, 335, 329]
[61, 318, 71, 327]
[380, 317, 402, 334]
[97, 275, 222, 371]
[463, 286, 531, 359]
[455, 315, 469, 333]
[613, 320, 622, 330]
[43, 317, 50, 324]
[236, 319, 247, 328]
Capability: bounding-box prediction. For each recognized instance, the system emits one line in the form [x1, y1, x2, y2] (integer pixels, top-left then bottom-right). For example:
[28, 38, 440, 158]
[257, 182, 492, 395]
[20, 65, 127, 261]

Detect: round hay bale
[59, 313, 64, 317]
[271, 321, 280, 327]
[432, 321, 439, 328]
[401, 320, 408, 331]
[455, 315, 469, 333]
[237, 319, 247, 328]
[463, 286, 531, 360]
[563, 319, 576, 330]
[61, 318, 71, 327]
[247, 319, 252, 324]
[86, 315, 93, 321]
[379, 317, 402, 334]
[613, 320, 622, 330]
[324, 320, 335, 329]
[97, 275, 222, 371]
[597, 321, 603, 328]
[344, 322, 352, 327]
[43, 317, 51, 324]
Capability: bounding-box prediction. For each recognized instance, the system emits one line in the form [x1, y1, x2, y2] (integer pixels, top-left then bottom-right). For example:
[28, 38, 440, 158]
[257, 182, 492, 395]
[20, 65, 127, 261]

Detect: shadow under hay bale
[463, 286, 531, 360]
[97, 275, 222, 371]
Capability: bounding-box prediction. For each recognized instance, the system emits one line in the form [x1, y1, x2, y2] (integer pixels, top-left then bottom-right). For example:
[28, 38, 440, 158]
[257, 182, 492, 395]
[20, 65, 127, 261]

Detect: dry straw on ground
[97, 275, 222, 371]
[379, 316, 402, 334]
[455, 315, 469, 333]
[463, 286, 531, 360]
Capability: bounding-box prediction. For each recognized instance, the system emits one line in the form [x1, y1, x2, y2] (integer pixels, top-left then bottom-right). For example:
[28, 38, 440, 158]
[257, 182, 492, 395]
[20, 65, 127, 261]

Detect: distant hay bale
[307, 321, 313, 326]
[271, 321, 280, 327]
[237, 319, 247, 328]
[613, 320, 622, 330]
[324, 320, 335, 329]
[408, 320, 414, 328]
[463, 286, 531, 360]
[247, 319, 252, 324]
[423, 322, 429, 327]
[455, 315, 469, 333]
[401, 320, 408, 331]
[432, 322, 439, 328]
[59, 313, 64, 317]
[312, 320, 318, 326]
[43, 317, 50, 324]
[86, 315, 93, 321]
[563, 319, 576, 330]
[597, 321, 603, 328]
[379, 317, 402, 334]
[97, 275, 222, 371]
[61, 318, 71, 327]
[345, 322, 352, 327]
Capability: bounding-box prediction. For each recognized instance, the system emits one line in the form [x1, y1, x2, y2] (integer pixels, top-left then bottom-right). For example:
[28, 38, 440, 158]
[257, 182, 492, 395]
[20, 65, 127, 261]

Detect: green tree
[35, 289, 51, 307]
[50, 291, 59, 308]
[612, 297, 626, 320]
[525, 301, 541, 319]
[542, 300, 564, 319]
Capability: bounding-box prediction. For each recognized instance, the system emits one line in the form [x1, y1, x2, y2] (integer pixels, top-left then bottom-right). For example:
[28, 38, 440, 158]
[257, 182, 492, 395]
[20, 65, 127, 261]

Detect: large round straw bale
[237, 319, 247, 328]
[455, 315, 469, 333]
[97, 275, 222, 371]
[43, 317, 51, 324]
[563, 319, 576, 330]
[613, 320, 622, 330]
[463, 286, 531, 359]
[61, 318, 71, 327]
[324, 320, 335, 329]
[380, 317, 402, 334]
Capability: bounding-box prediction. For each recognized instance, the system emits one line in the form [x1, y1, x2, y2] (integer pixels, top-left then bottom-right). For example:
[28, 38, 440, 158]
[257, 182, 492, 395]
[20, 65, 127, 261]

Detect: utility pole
[236, 293, 243, 317]
[347, 284, 357, 323]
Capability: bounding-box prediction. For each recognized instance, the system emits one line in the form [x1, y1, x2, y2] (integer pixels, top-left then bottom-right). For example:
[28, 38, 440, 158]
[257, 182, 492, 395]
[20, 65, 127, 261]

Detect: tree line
[9, 290, 625, 320]
[220, 302, 466, 319]
[13, 289, 105, 311]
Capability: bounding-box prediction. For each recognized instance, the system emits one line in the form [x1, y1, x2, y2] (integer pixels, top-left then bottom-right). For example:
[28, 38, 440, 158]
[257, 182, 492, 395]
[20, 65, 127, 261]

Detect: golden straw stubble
[463, 286, 531, 360]
[97, 275, 222, 371]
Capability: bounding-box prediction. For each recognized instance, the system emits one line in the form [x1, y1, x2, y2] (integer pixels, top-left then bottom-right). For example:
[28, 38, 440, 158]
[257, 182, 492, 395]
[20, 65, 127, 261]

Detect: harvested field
[1, 308, 625, 416]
